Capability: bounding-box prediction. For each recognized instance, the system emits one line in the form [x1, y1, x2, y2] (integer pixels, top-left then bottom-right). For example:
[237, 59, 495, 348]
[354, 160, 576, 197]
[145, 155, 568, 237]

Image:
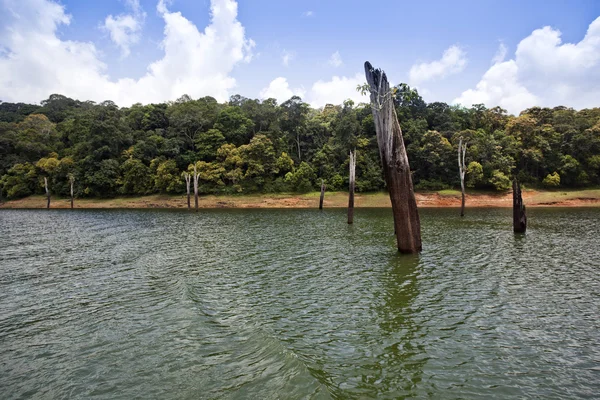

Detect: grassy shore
[1, 189, 600, 209]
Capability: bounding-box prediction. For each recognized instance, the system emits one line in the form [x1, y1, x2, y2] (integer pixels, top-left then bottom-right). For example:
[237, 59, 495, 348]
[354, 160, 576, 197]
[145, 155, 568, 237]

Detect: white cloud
[302, 11, 313, 17]
[102, 2, 145, 58]
[0, 0, 255, 105]
[307, 73, 367, 108]
[453, 61, 538, 115]
[281, 49, 295, 67]
[328, 51, 343, 67]
[491, 42, 507, 65]
[454, 16, 600, 114]
[259, 77, 305, 103]
[409, 45, 467, 85]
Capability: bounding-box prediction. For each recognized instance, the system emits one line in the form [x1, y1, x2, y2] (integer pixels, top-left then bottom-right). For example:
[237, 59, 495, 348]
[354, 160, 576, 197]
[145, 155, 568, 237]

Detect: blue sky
[1, 0, 599, 114]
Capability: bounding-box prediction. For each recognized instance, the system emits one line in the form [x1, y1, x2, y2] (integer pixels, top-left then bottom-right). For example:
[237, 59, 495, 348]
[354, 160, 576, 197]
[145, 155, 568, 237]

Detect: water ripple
[0, 208, 599, 399]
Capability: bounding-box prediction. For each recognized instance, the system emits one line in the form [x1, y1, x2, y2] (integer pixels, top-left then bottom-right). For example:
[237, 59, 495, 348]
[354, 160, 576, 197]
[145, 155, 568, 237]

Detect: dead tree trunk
[348, 150, 356, 224]
[458, 137, 467, 217]
[44, 177, 50, 209]
[193, 164, 199, 213]
[364, 61, 421, 253]
[69, 174, 74, 209]
[184, 172, 191, 210]
[513, 179, 527, 233]
[319, 179, 325, 210]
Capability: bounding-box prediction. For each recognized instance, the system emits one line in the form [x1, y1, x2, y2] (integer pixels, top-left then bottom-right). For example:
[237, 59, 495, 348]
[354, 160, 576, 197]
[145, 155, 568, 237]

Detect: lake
[0, 208, 599, 399]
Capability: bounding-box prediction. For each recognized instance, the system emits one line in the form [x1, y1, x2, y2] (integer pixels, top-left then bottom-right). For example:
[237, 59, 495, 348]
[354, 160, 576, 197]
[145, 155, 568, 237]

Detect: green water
[0, 208, 599, 399]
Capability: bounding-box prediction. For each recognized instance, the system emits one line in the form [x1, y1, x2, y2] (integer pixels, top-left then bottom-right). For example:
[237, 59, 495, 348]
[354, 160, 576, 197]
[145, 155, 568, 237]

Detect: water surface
[1, 208, 599, 399]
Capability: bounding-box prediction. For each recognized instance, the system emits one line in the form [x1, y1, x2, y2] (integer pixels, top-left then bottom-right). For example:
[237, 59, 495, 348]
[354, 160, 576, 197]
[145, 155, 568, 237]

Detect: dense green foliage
[1, 90, 599, 199]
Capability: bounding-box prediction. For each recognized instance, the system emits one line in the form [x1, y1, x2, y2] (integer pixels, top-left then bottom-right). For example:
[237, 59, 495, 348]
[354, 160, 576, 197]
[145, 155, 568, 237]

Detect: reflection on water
[0, 207, 599, 399]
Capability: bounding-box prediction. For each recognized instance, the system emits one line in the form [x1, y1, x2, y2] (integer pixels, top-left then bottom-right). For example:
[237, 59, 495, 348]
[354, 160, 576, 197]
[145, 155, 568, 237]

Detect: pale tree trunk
[44, 177, 50, 209]
[513, 179, 527, 233]
[458, 137, 467, 217]
[193, 164, 199, 213]
[319, 179, 326, 210]
[69, 174, 74, 209]
[348, 150, 356, 224]
[184, 172, 191, 209]
[365, 61, 421, 253]
[296, 133, 302, 162]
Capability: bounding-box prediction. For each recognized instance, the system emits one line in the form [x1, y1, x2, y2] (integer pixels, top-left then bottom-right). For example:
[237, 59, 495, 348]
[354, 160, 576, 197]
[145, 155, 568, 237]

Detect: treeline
[1, 87, 599, 200]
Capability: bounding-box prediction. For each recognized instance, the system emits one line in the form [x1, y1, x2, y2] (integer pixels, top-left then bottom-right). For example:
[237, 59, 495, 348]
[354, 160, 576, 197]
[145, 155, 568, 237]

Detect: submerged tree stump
[513, 179, 527, 233]
[458, 137, 467, 217]
[319, 179, 325, 210]
[44, 177, 50, 209]
[364, 62, 422, 253]
[348, 150, 356, 224]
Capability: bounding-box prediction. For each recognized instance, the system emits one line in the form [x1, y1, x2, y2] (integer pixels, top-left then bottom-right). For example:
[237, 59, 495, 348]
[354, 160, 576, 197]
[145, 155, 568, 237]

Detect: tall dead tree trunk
[44, 177, 50, 209]
[184, 172, 191, 210]
[69, 174, 74, 209]
[348, 150, 356, 224]
[513, 179, 527, 233]
[319, 179, 325, 210]
[458, 137, 467, 217]
[365, 61, 421, 253]
[193, 164, 199, 213]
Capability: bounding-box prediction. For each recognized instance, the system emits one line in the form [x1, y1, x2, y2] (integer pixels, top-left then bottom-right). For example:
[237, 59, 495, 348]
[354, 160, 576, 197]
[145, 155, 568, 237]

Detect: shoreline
[1, 190, 600, 209]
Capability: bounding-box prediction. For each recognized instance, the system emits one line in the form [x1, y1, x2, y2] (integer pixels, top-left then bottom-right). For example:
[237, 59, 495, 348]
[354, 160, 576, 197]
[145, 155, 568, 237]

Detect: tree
[280, 96, 310, 162]
[214, 106, 253, 146]
[285, 162, 315, 192]
[120, 158, 152, 195]
[542, 172, 560, 187]
[152, 159, 180, 193]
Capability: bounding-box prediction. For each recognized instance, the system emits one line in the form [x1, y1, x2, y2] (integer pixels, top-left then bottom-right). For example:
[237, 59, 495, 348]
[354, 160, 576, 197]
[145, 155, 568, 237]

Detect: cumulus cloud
[491, 42, 507, 65]
[302, 11, 313, 17]
[328, 51, 343, 67]
[102, 0, 146, 57]
[0, 0, 255, 105]
[453, 61, 538, 115]
[259, 77, 305, 103]
[409, 45, 467, 85]
[281, 49, 295, 67]
[307, 73, 367, 108]
[454, 16, 600, 114]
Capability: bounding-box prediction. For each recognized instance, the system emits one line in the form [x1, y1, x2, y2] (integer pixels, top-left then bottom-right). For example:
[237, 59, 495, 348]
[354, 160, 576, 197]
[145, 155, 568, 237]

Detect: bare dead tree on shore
[458, 137, 467, 217]
[348, 150, 356, 224]
[183, 172, 191, 210]
[44, 177, 50, 209]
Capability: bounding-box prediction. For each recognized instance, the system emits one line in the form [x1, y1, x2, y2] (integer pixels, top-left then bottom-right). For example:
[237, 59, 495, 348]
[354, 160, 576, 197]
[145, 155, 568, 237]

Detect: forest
[1, 85, 599, 200]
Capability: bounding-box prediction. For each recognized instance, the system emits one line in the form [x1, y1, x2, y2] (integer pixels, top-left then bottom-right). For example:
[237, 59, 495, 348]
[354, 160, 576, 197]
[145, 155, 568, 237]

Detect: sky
[1, 0, 599, 115]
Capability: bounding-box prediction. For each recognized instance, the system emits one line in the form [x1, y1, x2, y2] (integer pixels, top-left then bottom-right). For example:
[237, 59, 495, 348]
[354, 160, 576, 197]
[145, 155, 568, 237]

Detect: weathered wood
[44, 177, 50, 209]
[348, 150, 356, 224]
[364, 61, 421, 253]
[319, 179, 325, 210]
[193, 164, 199, 213]
[184, 172, 191, 210]
[69, 174, 74, 209]
[513, 179, 527, 233]
[458, 137, 467, 217]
